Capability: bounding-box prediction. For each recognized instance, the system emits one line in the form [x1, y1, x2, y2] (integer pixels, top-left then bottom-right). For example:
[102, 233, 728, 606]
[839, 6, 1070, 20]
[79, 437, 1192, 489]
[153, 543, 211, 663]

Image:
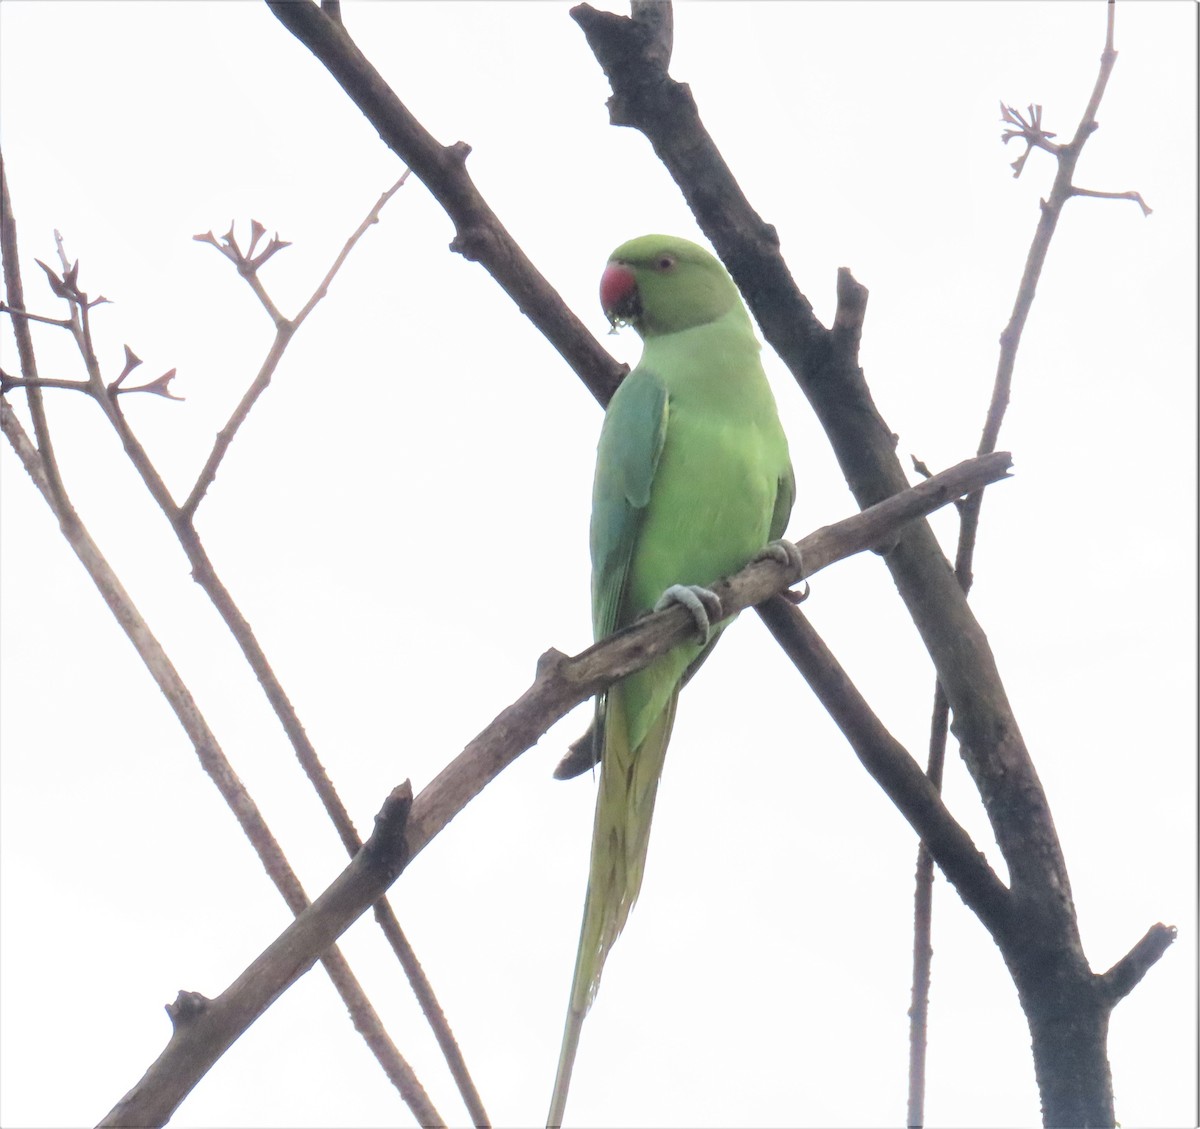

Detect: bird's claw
[782, 581, 811, 604]
[655, 583, 722, 643]
[755, 538, 803, 571]
[755, 539, 809, 603]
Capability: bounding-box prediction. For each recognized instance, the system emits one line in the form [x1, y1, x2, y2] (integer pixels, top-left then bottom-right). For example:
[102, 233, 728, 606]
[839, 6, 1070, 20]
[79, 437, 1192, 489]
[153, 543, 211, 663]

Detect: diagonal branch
[1097, 923, 1177, 1004]
[96, 450, 1014, 1126]
[569, 0, 1080, 952]
[266, 0, 623, 406]
[24, 193, 489, 1124]
[100, 783, 418, 1129]
[2, 168, 443, 1129]
[1, 369, 441, 1129]
[405, 451, 1014, 862]
[910, 5, 1148, 1122]
[754, 598, 1012, 942]
[185, 173, 410, 518]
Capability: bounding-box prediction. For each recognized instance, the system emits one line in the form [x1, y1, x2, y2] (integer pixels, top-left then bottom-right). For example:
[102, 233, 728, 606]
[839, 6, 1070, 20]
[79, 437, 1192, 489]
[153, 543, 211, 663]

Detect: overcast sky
[0, 3, 1195, 1127]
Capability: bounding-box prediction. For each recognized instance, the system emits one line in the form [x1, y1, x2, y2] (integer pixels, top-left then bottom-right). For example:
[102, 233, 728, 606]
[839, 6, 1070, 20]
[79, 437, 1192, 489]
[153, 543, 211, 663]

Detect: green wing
[586, 366, 669, 768]
[590, 367, 670, 642]
[770, 463, 796, 543]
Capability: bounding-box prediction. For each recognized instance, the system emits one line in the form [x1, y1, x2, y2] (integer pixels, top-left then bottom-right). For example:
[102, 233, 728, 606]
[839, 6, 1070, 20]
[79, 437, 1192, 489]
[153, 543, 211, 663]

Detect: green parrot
[547, 235, 795, 1126]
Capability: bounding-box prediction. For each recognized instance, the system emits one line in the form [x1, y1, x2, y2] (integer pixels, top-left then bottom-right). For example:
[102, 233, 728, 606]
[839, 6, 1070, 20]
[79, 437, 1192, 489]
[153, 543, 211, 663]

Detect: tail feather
[546, 687, 679, 1127]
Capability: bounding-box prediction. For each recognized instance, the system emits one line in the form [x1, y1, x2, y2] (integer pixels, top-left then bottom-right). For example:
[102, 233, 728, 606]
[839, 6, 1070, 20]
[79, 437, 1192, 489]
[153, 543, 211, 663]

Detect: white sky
[0, 2, 1195, 1127]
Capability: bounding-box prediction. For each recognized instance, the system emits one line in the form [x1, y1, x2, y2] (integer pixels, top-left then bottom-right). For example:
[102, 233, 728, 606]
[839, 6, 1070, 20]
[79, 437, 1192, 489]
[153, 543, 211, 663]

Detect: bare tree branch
[754, 599, 1012, 941]
[910, 5, 1151, 1120]
[570, 0, 1073, 942]
[1, 162, 442, 1129]
[568, 5, 1165, 1125]
[407, 451, 1014, 861]
[100, 784, 418, 1129]
[1098, 923, 1177, 1004]
[266, 0, 624, 406]
[96, 451, 1013, 1126]
[28, 196, 490, 1125]
[185, 173, 410, 518]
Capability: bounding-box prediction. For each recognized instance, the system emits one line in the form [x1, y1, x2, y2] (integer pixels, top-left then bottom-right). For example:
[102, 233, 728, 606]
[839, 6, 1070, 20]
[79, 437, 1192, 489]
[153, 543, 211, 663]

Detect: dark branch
[1098, 923, 1177, 1004]
[99, 785, 426, 1129]
[570, 0, 1078, 937]
[755, 599, 1012, 942]
[266, 0, 622, 405]
[405, 452, 1013, 861]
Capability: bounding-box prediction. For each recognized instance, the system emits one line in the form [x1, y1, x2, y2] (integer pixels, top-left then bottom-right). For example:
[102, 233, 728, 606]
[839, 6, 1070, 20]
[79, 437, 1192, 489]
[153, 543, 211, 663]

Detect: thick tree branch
[754, 599, 1012, 942]
[569, 10, 1170, 1124]
[570, 0, 1080, 964]
[266, 0, 623, 405]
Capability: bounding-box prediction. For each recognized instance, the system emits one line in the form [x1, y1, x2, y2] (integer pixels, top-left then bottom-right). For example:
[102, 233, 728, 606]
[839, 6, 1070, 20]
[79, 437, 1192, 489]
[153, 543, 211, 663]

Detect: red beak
[600, 262, 637, 317]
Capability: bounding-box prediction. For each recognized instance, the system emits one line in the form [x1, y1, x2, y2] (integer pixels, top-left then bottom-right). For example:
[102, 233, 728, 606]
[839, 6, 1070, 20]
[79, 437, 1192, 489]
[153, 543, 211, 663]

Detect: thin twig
[0, 374, 91, 393]
[42, 187, 487, 1125]
[184, 177, 490, 1128]
[1068, 186, 1152, 215]
[0, 302, 73, 327]
[1, 153, 70, 520]
[2, 172, 442, 1129]
[907, 5, 1149, 1122]
[184, 172, 410, 518]
[906, 681, 949, 1129]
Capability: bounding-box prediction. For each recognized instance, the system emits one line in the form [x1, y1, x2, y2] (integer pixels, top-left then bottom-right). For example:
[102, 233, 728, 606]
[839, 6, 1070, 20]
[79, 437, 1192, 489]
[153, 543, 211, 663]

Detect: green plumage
[548, 236, 794, 1126]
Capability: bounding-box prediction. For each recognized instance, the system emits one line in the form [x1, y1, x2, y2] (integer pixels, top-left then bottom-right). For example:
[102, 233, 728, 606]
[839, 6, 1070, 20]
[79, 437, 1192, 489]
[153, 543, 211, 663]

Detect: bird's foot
[655, 583, 723, 643]
[755, 539, 810, 603]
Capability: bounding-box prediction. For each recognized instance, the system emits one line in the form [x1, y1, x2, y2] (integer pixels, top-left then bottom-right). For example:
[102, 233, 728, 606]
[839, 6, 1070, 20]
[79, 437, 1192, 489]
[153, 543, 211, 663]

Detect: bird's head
[600, 235, 742, 338]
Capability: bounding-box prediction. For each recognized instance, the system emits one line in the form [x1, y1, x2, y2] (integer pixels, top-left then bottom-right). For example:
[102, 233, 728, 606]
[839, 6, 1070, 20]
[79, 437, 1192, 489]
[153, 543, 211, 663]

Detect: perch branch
[405, 452, 1014, 861]
[99, 451, 1013, 1127]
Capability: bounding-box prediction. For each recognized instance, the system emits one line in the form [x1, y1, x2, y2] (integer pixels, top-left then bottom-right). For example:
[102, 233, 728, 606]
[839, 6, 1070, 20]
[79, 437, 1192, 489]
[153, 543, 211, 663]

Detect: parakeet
[547, 235, 795, 1126]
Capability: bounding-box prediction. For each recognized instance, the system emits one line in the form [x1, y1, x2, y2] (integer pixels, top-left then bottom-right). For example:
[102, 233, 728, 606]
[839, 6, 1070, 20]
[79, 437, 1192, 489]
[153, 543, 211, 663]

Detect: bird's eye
[655, 255, 676, 271]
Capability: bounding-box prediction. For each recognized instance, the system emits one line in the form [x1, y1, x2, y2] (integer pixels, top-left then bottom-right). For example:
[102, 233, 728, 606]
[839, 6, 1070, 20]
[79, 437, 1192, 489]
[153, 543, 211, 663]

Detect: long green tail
[546, 687, 679, 1127]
